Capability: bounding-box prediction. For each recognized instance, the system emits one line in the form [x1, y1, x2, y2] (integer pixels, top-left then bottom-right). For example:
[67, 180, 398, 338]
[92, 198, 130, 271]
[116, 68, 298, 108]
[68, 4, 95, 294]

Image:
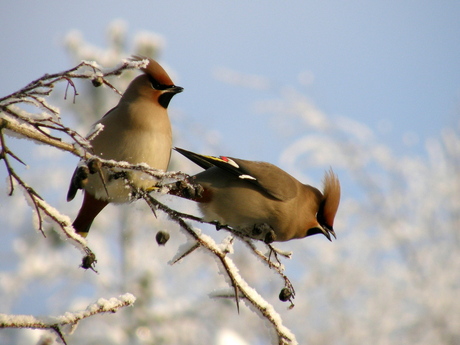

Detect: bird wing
[174, 147, 297, 201]
[174, 147, 217, 170]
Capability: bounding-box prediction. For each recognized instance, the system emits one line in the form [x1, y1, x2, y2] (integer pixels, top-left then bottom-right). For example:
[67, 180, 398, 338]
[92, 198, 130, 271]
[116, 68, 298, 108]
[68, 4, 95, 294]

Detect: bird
[67, 56, 183, 237]
[171, 147, 340, 243]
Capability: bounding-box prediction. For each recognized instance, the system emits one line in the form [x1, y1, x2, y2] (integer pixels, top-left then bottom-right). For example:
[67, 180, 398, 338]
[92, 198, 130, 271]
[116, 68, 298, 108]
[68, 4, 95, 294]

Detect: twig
[0, 293, 136, 344]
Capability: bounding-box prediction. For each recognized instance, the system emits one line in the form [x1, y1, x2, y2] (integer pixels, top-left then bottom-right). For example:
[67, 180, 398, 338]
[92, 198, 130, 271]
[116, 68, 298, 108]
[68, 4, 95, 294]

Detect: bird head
[127, 56, 183, 108]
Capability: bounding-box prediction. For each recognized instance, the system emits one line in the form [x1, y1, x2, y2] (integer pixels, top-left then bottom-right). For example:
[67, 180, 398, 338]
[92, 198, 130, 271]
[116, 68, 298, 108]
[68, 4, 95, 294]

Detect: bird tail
[72, 192, 108, 237]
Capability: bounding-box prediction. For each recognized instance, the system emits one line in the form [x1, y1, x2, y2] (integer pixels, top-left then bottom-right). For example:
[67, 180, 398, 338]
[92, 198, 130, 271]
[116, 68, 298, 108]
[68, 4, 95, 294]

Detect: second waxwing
[67, 56, 183, 237]
[171, 148, 340, 243]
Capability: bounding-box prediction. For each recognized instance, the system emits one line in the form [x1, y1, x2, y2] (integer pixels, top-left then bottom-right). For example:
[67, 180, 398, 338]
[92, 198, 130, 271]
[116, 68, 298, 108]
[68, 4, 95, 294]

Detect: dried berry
[81, 253, 97, 272]
[87, 158, 102, 174]
[91, 76, 104, 87]
[279, 287, 293, 302]
[156, 231, 170, 246]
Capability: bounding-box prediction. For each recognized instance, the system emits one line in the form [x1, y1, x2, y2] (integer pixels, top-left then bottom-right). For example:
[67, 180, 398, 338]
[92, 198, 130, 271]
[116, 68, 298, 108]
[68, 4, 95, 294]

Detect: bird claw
[264, 230, 276, 244]
[212, 221, 225, 230]
[251, 223, 276, 243]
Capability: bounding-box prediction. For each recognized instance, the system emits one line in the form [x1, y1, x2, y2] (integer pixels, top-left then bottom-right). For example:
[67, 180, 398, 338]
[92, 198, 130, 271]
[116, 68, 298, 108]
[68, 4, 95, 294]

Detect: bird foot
[252, 223, 276, 243]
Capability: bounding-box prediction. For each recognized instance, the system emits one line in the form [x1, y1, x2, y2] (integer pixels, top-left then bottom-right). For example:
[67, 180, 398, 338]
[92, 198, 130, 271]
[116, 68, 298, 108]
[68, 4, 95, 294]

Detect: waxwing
[67, 56, 183, 237]
[171, 147, 340, 243]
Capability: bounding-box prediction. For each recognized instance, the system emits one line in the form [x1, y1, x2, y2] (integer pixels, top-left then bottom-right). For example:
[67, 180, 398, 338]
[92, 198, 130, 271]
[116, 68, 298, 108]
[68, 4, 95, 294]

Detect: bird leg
[251, 223, 276, 243]
[87, 158, 110, 198]
[210, 220, 226, 230]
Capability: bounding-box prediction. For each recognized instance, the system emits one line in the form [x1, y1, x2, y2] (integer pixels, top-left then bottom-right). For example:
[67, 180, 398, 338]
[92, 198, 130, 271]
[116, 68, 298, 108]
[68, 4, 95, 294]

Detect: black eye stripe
[148, 75, 173, 90]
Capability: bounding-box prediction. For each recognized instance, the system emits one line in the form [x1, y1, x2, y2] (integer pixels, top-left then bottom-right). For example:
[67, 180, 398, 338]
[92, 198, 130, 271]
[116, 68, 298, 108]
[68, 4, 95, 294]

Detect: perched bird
[172, 147, 340, 243]
[67, 56, 183, 237]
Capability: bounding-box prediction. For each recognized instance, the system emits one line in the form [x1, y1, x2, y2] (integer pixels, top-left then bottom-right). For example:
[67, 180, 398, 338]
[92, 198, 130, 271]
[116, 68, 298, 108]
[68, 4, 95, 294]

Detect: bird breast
[83, 101, 172, 203]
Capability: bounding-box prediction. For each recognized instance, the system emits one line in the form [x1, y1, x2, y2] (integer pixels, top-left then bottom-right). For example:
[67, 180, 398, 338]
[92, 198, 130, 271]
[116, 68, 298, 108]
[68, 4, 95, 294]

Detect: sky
[1, 1, 459, 163]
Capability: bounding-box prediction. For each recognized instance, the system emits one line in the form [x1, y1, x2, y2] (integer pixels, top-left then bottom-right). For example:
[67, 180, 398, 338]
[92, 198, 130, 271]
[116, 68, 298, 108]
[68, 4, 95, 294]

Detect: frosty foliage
[1, 21, 459, 345]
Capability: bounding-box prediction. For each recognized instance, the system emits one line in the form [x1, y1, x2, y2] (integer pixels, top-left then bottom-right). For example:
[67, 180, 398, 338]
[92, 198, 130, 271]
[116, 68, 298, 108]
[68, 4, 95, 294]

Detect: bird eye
[147, 75, 161, 90]
[147, 76, 176, 91]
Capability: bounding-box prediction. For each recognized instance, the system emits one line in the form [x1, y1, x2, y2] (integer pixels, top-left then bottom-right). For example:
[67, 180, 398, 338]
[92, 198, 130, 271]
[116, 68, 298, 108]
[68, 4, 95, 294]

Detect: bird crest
[130, 55, 175, 87]
[318, 169, 341, 231]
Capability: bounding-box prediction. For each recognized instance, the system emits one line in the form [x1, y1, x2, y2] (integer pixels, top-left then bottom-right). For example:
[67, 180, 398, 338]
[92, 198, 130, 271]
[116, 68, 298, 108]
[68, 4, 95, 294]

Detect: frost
[86, 123, 104, 141]
[81, 60, 102, 70]
[122, 58, 149, 70]
[218, 235, 234, 254]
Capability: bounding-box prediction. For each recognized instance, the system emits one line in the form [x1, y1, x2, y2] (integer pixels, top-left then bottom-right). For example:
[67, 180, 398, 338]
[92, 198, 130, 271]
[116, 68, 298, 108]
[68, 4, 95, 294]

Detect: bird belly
[84, 129, 171, 203]
[197, 185, 276, 240]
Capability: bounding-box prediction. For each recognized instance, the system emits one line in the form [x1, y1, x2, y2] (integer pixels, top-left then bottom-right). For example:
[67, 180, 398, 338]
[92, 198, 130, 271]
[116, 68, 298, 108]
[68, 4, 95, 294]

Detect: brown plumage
[172, 147, 341, 242]
[67, 56, 183, 237]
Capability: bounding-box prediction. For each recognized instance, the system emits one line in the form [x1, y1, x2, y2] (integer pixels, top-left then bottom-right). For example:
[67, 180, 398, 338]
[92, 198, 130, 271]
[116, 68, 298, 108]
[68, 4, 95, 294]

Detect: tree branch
[0, 293, 136, 344]
[140, 191, 298, 345]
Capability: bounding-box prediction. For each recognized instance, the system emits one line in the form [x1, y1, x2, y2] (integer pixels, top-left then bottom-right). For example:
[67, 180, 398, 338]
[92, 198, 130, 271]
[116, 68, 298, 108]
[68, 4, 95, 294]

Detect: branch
[0, 293, 136, 345]
[0, 59, 152, 269]
[158, 204, 296, 302]
[140, 191, 298, 345]
[0, 59, 143, 105]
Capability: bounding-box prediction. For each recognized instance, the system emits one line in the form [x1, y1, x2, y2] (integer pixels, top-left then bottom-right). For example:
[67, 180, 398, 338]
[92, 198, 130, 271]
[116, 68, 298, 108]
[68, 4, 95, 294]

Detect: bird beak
[321, 227, 332, 242]
[306, 225, 335, 241]
[322, 224, 336, 241]
[329, 227, 337, 240]
[167, 86, 184, 94]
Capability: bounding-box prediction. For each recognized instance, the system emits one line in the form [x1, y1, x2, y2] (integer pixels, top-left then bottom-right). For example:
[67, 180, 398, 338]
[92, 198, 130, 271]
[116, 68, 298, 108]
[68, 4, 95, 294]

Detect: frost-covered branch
[0, 60, 188, 268]
[0, 59, 144, 106]
[0, 293, 136, 345]
[161, 204, 297, 307]
[0, 58, 146, 160]
[140, 191, 298, 345]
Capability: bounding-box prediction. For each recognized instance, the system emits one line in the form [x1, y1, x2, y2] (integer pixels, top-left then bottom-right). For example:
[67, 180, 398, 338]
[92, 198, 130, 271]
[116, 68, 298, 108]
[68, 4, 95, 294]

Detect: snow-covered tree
[1, 21, 459, 345]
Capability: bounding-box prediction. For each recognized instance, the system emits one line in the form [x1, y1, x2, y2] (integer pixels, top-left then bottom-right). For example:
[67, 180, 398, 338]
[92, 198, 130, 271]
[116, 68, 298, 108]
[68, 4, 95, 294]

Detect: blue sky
[1, 1, 459, 164]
